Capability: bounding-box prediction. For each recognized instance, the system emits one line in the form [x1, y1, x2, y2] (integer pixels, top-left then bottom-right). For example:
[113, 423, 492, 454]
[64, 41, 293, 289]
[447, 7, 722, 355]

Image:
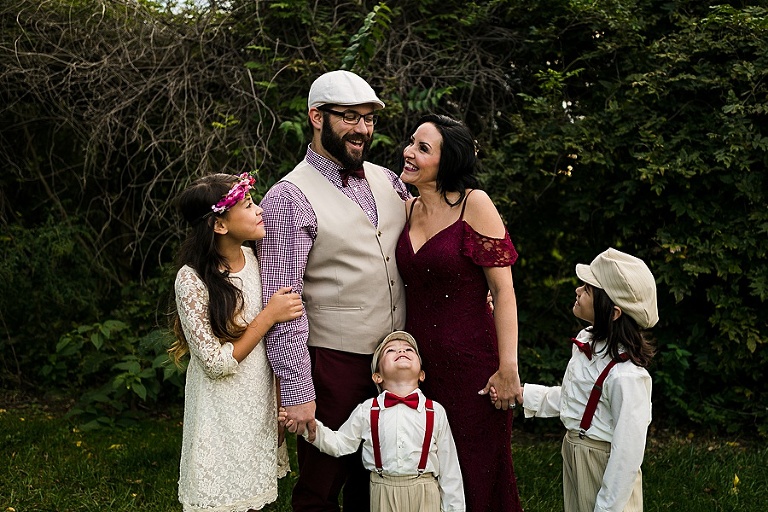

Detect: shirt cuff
[522, 383, 548, 418]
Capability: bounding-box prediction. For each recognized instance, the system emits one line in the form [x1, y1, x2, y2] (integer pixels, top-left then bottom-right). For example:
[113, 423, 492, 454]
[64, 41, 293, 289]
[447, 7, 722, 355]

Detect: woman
[395, 114, 523, 511]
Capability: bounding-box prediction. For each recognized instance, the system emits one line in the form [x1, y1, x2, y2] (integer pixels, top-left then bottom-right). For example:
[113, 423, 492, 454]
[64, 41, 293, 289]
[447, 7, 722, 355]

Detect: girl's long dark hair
[168, 173, 251, 363]
[401, 114, 480, 206]
[588, 284, 655, 367]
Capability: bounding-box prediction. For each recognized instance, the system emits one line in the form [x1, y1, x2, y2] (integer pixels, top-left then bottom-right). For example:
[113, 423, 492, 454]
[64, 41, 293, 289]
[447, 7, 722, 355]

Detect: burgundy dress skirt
[396, 217, 523, 512]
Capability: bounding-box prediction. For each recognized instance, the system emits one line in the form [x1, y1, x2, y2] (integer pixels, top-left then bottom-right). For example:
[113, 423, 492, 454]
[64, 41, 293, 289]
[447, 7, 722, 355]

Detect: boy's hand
[306, 425, 317, 443]
[278, 406, 288, 426]
[278, 420, 286, 446]
[280, 406, 318, 443]
[479, 385, 499, 403]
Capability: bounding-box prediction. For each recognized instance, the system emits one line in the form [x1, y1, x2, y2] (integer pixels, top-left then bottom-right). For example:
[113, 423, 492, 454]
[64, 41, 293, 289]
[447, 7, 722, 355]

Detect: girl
[521, 247, 658, 512]
[168, 173, 303, 512]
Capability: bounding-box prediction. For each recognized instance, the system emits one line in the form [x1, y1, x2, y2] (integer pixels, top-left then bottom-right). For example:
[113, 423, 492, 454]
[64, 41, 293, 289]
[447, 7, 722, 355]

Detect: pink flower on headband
[212, 173, 256, 213]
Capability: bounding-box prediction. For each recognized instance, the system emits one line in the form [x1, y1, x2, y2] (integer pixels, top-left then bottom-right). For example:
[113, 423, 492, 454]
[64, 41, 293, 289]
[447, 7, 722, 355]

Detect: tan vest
[282, 161, 406, 354]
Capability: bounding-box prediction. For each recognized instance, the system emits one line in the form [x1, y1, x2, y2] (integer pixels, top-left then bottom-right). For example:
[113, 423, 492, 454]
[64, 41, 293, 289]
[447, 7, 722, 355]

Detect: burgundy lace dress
[395, 198, 523, 512]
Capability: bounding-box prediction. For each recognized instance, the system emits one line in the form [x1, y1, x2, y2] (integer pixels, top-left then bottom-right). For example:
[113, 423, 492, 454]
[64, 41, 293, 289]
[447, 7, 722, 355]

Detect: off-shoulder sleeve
[460, 221, 519, 267]
[175, 266, 239, 379]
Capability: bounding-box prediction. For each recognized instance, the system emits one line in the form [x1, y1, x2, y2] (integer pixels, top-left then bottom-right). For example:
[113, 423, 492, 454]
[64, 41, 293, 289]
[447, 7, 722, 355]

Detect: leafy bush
[0, 218, 105, 387]
[2, 0, 766, 436]
[44, 319, 184, 430]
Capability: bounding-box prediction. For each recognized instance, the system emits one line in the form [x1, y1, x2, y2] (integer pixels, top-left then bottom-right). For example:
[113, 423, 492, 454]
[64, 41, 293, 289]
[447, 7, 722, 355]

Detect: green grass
[2, 401, 766, 511]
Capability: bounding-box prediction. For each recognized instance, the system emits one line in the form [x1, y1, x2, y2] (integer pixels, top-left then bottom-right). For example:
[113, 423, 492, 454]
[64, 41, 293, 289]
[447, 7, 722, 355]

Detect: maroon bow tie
[340, 167, 365, 187]
[384, 392, 419, 409]
[571, 338, 592, 360]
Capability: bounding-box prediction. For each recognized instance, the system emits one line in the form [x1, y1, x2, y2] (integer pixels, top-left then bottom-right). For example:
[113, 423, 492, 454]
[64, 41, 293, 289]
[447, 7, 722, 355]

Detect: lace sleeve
[175, 266, 239, 379]
[460, 221, 519, 267]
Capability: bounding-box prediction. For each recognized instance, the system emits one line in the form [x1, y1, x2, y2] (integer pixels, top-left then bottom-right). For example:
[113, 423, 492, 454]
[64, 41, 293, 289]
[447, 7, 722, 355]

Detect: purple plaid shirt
[258, 145, 410, 406]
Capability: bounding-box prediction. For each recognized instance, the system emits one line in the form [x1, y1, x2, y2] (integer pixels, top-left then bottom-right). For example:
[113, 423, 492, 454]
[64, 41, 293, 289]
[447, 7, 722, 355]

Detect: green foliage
[0, 217, 105, 388]
[3, 405, 768, 510]
[2, 0, 767, 436]
[478, 0, 768, 436]
[341, 3, 394, 70]
[42, 318, 183, 430]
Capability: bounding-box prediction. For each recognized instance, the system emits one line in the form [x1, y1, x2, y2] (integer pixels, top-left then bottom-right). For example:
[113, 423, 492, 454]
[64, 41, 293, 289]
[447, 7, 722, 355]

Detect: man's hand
[282, 401, 317, 438]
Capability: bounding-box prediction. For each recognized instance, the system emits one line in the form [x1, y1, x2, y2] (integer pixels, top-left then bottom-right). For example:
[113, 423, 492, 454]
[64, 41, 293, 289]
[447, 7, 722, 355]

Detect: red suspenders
[579, 352, 630, 439]
[370, 397, 435, 475]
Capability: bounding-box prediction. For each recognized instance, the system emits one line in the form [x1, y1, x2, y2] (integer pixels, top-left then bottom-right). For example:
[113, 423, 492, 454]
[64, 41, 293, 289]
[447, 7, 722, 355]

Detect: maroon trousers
[291, 347, 378, 512]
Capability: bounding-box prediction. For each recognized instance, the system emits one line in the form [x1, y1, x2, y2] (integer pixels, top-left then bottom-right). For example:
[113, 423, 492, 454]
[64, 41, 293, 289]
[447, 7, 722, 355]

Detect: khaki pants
[562, 431, 643, 512]
[370, 472, 441, 512]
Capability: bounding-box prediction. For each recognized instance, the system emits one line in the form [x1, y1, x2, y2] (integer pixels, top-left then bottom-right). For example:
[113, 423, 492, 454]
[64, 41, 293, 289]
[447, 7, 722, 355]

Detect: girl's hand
[264, 287, 303, 324]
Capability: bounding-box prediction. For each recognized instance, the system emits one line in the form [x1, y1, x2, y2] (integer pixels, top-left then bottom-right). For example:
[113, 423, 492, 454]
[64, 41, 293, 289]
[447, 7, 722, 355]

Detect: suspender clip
[578, 429, 587, 439]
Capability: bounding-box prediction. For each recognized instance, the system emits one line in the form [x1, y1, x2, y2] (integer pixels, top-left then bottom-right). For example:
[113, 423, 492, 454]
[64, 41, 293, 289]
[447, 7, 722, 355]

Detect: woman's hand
[479, 367, 522, 411]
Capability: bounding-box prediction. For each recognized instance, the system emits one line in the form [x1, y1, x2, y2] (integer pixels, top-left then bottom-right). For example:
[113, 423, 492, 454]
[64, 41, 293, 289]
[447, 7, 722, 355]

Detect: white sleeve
[522, 383, 562, 418]
[309, 403, 367, 457]
[175, 267, 238, 379]
[434, 405, 466, 512]
[595, 372, 652, 512]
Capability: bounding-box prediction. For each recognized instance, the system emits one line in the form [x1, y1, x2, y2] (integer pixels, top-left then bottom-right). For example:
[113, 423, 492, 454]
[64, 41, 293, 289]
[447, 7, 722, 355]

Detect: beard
[321, 114, 372, 169]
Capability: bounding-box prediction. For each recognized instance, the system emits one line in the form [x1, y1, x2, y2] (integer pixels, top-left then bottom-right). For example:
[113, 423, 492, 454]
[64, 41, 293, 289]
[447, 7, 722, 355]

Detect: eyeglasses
[319, 106, 379, 126]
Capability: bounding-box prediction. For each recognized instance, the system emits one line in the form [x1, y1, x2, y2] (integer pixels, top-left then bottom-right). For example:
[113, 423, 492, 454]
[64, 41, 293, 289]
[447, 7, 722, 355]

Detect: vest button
[377, 231, 382, 237]
[390, 280, 395, 286]
[386, 256, 390, 261]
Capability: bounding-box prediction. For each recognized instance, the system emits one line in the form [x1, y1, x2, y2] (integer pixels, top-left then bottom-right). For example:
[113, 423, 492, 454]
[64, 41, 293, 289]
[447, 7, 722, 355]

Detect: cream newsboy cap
[308, 70, 385, 110]
[371, 331, 421, 374]
[575, 248, 659, 329]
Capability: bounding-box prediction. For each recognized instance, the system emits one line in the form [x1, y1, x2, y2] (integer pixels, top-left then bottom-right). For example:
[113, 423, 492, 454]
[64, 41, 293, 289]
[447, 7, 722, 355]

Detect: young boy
[280, 331, 465, 512]
[521, 248, 658, 512]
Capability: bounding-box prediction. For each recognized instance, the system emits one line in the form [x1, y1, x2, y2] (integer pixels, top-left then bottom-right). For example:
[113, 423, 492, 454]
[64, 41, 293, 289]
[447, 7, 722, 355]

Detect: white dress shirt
[307, 388, 465, 512]
[523, 329, 652, 512]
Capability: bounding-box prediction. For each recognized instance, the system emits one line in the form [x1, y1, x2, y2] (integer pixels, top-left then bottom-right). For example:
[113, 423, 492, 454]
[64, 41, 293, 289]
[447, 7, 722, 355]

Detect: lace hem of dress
[460, 221, 519, 267]
[182, 489, 278, 512]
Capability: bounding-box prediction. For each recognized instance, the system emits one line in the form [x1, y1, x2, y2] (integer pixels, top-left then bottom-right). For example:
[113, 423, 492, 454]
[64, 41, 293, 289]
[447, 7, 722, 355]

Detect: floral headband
[211, 172, 256, 214]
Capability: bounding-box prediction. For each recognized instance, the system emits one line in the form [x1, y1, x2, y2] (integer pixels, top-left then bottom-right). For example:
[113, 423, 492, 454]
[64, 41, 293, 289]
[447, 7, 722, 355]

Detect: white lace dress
[175, 248, 289, 512]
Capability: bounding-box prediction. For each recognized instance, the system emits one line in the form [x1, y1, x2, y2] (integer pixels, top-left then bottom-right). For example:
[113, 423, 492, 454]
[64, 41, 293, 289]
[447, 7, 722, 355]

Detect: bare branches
[1, 0, 275, 278]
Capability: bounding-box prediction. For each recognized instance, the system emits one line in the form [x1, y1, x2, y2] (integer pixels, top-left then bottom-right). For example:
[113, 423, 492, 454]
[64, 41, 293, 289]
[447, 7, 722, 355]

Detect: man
[258, 70, 409, 511]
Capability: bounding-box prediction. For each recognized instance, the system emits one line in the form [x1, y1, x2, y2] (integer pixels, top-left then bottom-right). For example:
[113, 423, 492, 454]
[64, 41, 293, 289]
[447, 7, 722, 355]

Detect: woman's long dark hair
[168, 173, 251, 363]
[588, 284, 655, 367]
[401, 114, 480, 206]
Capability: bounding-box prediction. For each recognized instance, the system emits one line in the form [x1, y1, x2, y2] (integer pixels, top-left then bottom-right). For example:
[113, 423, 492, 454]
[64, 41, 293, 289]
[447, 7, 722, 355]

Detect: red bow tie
[340, 167, 365, 187]
[384, 392, 419, 409]
[571, 338, 592, 360]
